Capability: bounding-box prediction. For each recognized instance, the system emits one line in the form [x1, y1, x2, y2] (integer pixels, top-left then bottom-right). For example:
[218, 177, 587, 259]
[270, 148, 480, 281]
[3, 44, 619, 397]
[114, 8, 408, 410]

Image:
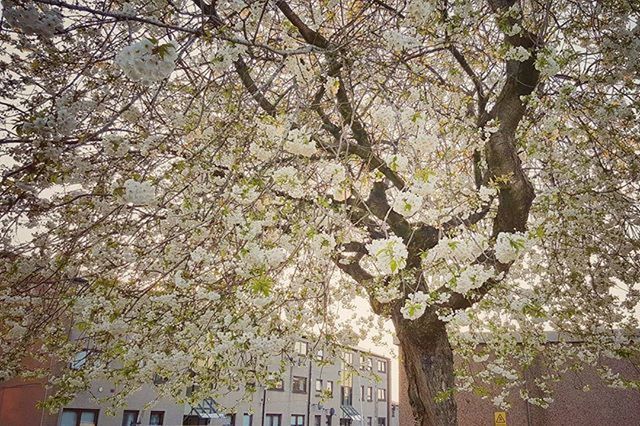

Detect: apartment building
[0, 342, 392, 426]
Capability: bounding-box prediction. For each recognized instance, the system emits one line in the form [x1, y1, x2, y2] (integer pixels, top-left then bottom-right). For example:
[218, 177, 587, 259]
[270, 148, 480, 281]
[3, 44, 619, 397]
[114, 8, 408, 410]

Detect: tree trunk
[393, 311, 457, 426]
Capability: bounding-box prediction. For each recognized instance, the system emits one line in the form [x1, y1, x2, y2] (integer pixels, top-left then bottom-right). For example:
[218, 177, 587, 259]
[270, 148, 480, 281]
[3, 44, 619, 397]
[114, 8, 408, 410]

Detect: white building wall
[59, 345, 391, 426]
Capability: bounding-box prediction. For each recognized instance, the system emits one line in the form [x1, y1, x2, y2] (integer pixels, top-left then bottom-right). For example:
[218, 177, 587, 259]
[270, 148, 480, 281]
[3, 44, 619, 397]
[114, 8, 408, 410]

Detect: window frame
[290, 414, 305, 426]
[150, 411, 165, 426]
[292, 376, 308, 394]
[122, 410, 140, 426]
[269, 378, 285, 391]
[294, 341, 308, 356]
[325, 380, 334, 397]
[243, 413, 253, 426]
[377, 360, 387, 373]
[366, 387, 373, 402]
[315, 379, 323, 394]
[376, 388, 387, 401]
[61, 409, 100, 426]
[266, 414, 282, 426]
[340, 386, 353, 406]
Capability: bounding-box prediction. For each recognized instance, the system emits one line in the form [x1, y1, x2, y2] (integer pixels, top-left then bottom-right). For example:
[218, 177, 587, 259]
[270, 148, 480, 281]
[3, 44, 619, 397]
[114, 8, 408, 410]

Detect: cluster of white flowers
[405, 0, 435, 24]
[495, 231, 529, 264]
[2, 0, 63, 36]
[317, 160, 348, 199]
[375, 285, 402, 304]
[454, 264, 494, 294]
[241, 244, 288, 272]
[102, 135, 130, 157]
[366, 235, 408, 275]
[210, 42, 246, 72]
[383, 153, 409, 173]
[272, 166, 304, 198]
[423, 233, 489, 266]
[504, 45, 531, 62]
[478, 185, 497, 202]
[309, 233, 336, 256]
[392, 191, 423, 217]
[535, 48, 561, 78]
[20, 95, 84, 137]
[410, 169, 437, 197]
[505, 23, 522, 36]
[283, 127, 317, 157]
[123, 179, 155, 205]
[115, 38, 178, 84]
[383, 30, 420, 52]
[400, 291, 430, 320]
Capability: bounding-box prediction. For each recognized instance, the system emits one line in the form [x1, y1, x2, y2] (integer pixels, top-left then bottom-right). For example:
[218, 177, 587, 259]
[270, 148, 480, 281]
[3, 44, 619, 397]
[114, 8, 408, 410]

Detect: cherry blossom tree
[1, 0, 639, 424]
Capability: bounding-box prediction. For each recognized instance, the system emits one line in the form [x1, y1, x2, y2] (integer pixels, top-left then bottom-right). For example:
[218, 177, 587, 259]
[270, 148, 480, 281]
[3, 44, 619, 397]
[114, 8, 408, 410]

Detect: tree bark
[393, 310, 457, 426]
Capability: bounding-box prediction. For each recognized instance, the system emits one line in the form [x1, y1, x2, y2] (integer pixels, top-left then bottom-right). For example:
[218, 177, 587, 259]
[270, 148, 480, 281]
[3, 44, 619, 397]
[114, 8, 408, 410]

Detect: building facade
[0, 342, 392, 426]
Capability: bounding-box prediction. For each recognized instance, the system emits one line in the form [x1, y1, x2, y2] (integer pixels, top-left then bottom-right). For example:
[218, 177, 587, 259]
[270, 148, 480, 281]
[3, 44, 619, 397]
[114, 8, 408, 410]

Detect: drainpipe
[306, 358, 313, 426]
[261, 388, 267, 426]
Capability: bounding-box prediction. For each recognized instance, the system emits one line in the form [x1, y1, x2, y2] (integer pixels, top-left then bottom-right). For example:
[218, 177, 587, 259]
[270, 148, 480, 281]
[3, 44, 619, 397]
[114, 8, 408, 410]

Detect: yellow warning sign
[494, 411, 507, 425]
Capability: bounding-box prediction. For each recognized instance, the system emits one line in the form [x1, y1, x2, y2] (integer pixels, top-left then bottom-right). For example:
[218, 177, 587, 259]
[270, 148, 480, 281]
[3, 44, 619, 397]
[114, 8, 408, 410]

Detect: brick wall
[398, 347, 640, 426]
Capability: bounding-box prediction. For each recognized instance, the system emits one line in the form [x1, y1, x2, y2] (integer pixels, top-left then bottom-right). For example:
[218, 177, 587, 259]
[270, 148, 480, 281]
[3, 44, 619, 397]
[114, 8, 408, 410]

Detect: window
[377, 418, 386, 426]
[266, 414, 282, 426]
[316, 349, 324, 360]
[342, 351, 353, 365]
[186, 384, 199, 397]
[269, 379, 284, 391]
[376, 388, 387, 401]
[366, 358, 373, 371]
[292, 376, 307, 394]
[315, 379, 323, 394]
[150, 411, 164, 426]
[224, 414, 236, 426]
[294, 341, 308, 356]
[340, 386, 352, 405]
[360, 385, 365, 401]
[325, 380, 334, 396]
[367, 418, 372, 426]
[243, 414, 253, 426]
[366, 387, 373, 402]
[61, 409, 99, 426]
[359, 354, 366, 370]
[326, 415, 332, 426]
[314, 415, 322, 426]
[291, 415, 305, 426]
[152, 373, 168, 385]
[377, 360, 387, 373]
[70, 350, 89, 370]
[122, 410, 139, 426]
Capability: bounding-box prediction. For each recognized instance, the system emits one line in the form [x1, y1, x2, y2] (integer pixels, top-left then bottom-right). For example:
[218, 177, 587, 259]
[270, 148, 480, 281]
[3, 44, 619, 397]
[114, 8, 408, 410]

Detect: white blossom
[115, 38, 177, 84]
[495, 232, 529, 264]
[392, 191, 424, 217]
[2, 0, 62, 36]
[284, 128, 317, 157]
[504, 45, 531, 62]
[400, 291, 430, 320]
[366, 236, 408, 275]
[123, 179, 155, 205]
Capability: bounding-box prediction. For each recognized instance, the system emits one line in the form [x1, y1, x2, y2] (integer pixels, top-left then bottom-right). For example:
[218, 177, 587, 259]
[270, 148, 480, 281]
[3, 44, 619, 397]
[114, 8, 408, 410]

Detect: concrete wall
[64, 380, 184, 426]
[398, 346, 640, 426]
[216, 349, 391, 426]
